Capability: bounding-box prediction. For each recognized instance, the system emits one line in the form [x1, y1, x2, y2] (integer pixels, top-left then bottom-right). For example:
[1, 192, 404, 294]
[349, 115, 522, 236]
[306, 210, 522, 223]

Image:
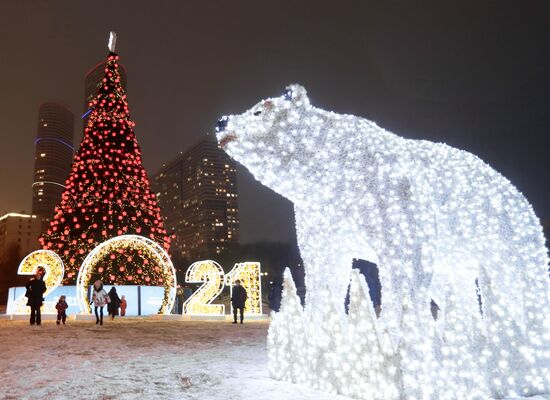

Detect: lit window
[40, 153, 46, 157]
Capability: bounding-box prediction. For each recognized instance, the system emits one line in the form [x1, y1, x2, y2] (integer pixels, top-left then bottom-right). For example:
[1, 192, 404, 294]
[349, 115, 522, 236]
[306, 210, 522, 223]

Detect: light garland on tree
[216, 84, 550, 399]
[40, 33, 170, 285]
[9, 250, 65, 314]
[76, 235, 176, 314]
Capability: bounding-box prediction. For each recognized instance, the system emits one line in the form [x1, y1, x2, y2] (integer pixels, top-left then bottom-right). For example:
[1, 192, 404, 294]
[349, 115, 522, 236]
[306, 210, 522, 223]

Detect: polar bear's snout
[215, 115, 238, 149]
[216, 116, 229, 133]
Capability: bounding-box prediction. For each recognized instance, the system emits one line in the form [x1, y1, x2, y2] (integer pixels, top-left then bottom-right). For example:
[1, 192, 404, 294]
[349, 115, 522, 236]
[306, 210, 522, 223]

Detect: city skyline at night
[0, 2, 548, 246]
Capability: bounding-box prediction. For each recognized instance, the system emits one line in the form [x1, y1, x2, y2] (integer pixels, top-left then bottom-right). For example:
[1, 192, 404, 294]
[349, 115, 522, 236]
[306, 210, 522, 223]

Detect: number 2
[182, 260, 225, 315]
[9, 250, 64, 315]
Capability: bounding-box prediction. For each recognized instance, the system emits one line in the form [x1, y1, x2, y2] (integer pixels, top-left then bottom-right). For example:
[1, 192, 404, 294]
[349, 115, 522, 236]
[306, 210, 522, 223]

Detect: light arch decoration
[76, 235, 176, 314]
[10, 250, 65, 314]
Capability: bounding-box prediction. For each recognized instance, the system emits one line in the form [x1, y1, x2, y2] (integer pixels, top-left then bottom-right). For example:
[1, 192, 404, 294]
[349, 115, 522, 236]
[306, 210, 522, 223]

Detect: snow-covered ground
[0, 317, 348, 400]
[0, 317, 548, 400]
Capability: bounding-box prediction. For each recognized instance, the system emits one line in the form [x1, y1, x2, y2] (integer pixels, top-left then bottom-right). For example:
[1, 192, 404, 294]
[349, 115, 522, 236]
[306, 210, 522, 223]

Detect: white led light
[217, 84, 550, 399]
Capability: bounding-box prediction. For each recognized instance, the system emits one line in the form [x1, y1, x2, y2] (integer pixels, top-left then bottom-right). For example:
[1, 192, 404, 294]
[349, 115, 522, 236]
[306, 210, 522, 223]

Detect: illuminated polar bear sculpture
[216, 84, 550, 399]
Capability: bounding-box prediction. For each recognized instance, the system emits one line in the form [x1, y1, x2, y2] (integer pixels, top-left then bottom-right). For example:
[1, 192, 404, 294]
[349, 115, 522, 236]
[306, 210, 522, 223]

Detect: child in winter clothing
[92, 280, 109, 325]
[56, 295, 69, 325]
[120, 295, 127, 316]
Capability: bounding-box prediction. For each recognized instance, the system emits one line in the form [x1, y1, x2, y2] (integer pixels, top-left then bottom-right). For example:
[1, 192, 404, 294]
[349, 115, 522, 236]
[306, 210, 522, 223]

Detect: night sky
[0, 1, 548, 244]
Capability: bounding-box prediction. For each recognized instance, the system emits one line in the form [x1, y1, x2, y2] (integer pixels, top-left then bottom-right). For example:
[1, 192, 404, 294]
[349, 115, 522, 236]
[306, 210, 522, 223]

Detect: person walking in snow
[174, 287, 184, 314]
[56, 295, 69, 325]
[183, 285, 193, 302]
[25, 269, 47, 326]
[120, 295, 127, 316]
[231, 280, 248, 324]
[268, 277, 283, 312]
[107, 287, 121, 320]
[91, 280, 108, 325]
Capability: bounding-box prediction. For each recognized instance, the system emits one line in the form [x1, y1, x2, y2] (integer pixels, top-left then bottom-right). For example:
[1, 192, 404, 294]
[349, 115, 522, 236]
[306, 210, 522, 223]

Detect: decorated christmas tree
[40, 32, 170, 285]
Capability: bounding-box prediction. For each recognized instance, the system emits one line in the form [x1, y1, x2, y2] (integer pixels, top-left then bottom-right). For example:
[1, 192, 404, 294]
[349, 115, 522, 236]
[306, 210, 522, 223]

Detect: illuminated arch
[76, 235, 176, 314]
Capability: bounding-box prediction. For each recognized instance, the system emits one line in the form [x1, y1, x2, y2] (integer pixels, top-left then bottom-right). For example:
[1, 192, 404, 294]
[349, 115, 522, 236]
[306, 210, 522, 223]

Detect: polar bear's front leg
[376, 248, 420, 345]
[294, 206, 352, 320]
[372, 174, 437, 349]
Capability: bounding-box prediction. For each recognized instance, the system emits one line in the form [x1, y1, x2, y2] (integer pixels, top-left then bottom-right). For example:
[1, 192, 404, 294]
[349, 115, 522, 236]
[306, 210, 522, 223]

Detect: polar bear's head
[215, 84, 313, 198]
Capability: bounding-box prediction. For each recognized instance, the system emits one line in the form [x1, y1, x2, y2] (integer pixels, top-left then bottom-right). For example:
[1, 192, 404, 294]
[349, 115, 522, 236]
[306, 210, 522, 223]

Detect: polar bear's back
[305, 107, 539, 249]
[404, 138, 541, 253]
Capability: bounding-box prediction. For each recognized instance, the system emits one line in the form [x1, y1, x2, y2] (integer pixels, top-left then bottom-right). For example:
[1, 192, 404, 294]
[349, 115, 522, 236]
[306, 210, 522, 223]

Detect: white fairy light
[216, 84, 550, 399]
[267, 269, 308, 383]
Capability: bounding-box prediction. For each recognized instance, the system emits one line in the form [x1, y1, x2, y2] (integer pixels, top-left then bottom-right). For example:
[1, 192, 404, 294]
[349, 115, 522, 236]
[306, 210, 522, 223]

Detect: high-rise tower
[31, 103, 74, 231]
[152, 137, 240, 261]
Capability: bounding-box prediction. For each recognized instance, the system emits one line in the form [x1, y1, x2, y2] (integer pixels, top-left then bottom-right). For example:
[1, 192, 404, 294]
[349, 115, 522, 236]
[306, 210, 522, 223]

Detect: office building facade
[152, 138, 240, 261]
[0, 213, 41, 261]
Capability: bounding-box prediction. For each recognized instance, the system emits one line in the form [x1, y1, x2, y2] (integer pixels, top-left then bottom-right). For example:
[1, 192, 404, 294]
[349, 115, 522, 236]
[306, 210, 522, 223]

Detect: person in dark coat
[107, 287, 121, 320]
[183, 286, 193, 301]
[268, 277, 283, 312]
[231, 280, 248, 324]
[25, 269, 47, 326]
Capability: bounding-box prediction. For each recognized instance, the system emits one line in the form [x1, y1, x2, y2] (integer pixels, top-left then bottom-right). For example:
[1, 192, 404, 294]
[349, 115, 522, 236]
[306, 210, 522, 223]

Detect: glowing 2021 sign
[183, 260, 263, 316]
[76, 235, 177, 315]
[10, 250, 65, 314]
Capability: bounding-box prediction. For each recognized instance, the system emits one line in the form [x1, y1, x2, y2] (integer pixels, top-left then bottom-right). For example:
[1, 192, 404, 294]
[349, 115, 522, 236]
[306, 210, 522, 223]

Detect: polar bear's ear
[284, 84, 309, 106]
